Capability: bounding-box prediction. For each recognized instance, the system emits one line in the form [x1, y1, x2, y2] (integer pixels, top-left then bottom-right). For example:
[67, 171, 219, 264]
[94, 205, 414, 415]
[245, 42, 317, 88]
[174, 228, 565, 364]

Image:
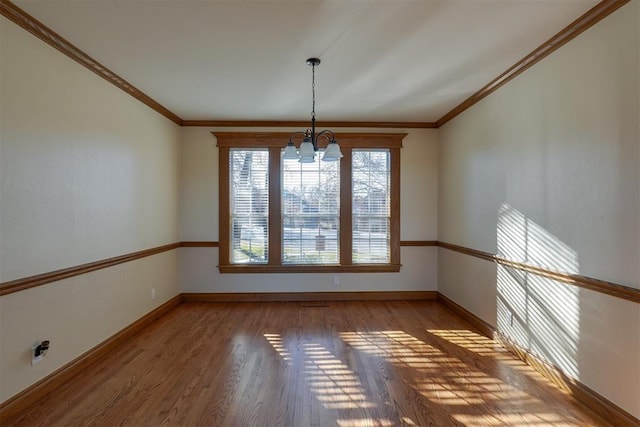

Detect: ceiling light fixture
[283, 58, 343, 163]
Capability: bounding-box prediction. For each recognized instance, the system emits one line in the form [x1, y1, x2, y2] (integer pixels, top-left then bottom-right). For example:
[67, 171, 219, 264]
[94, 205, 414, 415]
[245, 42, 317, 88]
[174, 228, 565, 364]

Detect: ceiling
[11, 0, 601, 124]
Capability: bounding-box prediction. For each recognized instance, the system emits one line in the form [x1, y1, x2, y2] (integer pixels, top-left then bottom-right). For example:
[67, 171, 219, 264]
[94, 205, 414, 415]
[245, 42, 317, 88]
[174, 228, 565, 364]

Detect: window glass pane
[282, 153, 339, 264]
[352, 149, 390, 263]
[230, 149, 269, 263]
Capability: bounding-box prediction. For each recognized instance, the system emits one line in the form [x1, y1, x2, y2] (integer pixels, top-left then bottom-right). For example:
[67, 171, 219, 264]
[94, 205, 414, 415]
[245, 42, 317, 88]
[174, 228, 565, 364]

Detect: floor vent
[300, 302, 330, 308]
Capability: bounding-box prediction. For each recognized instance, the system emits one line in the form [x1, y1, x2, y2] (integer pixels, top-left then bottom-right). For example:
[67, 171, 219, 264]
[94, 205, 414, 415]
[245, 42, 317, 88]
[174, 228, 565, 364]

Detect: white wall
[0, 17, 181, 403]
[179, 127, 438, 292]
[438, 2, 639, 417]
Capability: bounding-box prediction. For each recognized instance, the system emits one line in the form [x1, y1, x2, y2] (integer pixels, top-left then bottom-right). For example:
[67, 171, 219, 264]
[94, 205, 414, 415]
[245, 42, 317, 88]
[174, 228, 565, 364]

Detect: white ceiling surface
[14, 0, 600, 123]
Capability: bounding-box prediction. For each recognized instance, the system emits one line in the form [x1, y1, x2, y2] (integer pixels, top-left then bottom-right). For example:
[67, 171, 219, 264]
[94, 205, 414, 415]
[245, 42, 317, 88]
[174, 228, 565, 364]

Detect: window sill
[217, 264, 402, 274]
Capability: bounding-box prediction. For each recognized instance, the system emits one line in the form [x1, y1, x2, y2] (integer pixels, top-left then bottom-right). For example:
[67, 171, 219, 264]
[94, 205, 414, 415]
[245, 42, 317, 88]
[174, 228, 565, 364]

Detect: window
[217, 132, 404, 273]
[282, 154, 340, 264]
[352, 150, 390, 264]
[229, 149, 269, 264]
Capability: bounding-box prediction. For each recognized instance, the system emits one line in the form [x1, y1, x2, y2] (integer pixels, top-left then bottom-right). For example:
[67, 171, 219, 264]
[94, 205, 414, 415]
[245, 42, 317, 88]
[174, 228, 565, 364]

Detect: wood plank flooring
[4, 301, 610, 426]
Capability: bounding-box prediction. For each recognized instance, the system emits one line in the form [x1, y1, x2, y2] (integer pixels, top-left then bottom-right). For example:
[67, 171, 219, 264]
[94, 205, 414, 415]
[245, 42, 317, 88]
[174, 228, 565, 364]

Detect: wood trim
[268, 146, 282, 265]
[438, 241, 640, 304]
[218, 146, 231, 266]
[0, 295, 181, 422]
[438, 241, 496, 262]
[436, 0, 631, 127]
[217, 132, 407, 274]
[213, 132, 406, 148]
[439, 292, 639, 427]
[2, 290, 634, 426]
[0, 0, 182, 125]
[390, 147, 401, 266]
[182, 291, 437, 303]
[3, 0, 627, 131]
[340, 147, 353, 266]
[186, 120, 436, 129]
[494, 334, 639, 427]
[5, 238, 630, 302]
[437, 293, 496, 339]
[0, 243, 180, 297]
[400, 240, 438, 246]
[180, 241, 219, 247]
[217, 264, 402, 274]
[181, 240, 438, 248]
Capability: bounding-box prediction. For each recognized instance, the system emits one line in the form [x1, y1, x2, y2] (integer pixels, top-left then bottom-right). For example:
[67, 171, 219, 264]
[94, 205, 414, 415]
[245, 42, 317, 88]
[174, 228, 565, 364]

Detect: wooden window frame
[216, 132, 405, 273]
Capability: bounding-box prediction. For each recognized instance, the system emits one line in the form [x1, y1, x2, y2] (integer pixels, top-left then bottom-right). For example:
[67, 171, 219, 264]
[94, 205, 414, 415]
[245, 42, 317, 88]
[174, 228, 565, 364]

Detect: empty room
[1, 0, 638, 426]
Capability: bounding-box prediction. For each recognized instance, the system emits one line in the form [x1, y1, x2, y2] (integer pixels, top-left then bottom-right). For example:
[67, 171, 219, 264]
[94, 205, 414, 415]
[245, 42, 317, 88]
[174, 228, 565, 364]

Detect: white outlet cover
[31, 345, 43, 366]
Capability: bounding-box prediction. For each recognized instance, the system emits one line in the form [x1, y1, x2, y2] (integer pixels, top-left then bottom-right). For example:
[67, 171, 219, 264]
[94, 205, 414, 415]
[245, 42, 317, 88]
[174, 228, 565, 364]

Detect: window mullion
[390, 147, 401, 265]
[340, 147, 352, 266]
[269, 147, 282, 265]
[219, 146, 231, 266]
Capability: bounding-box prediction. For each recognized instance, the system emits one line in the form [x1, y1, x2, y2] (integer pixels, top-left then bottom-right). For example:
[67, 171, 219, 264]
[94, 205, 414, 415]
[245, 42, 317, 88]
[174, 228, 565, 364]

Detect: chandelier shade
[322, 140, 344, 161]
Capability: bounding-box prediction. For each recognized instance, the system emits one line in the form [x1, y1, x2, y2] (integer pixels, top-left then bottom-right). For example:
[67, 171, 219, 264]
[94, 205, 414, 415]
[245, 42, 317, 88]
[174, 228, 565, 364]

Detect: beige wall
[2, 0, 638, 417]
[0, 18, 181, 403]
[179, 127, 439, 292]
[438, 2, 640, 417]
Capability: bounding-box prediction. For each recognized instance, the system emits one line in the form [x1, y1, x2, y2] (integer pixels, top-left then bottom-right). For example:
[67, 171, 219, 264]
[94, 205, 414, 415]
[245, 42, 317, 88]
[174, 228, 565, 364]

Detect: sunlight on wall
[497, 204, 580, 378]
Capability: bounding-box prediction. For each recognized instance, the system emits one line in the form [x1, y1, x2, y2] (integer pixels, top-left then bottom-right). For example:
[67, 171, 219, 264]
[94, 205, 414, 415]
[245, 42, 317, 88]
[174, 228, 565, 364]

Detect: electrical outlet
[509, 312, 515, 327]
[151, 288, 156, 300]
[333, 276, 340, 287]
[31, 344, 43, 366]
[31, 340, 50, 366]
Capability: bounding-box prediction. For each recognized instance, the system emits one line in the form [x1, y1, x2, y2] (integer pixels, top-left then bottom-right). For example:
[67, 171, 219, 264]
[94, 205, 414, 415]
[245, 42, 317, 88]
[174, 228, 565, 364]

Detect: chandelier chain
[311, 63, 316, 120]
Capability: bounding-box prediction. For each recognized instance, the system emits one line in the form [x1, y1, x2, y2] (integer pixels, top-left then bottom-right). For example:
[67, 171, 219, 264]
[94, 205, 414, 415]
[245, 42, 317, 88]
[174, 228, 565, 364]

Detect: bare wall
[438, 2, 639, 417]
[0, 17, 181, 403]
[179, 127, 438, 293]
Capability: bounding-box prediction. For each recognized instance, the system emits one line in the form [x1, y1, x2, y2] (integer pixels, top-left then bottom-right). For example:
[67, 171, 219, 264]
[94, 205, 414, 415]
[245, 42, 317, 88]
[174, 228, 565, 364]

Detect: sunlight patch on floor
[340, 329, 576, 426]
[302, 342, 376, 410]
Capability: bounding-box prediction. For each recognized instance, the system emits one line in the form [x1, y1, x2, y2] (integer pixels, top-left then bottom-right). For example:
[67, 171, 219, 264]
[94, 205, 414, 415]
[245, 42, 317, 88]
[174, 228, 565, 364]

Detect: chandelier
[283, 58, 343, 163]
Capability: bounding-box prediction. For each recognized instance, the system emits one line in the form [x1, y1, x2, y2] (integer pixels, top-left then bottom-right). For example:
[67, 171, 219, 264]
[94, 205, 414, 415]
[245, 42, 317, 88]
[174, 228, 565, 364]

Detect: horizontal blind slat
[352, 149, 391, 264]
[230, 149, 269, 264]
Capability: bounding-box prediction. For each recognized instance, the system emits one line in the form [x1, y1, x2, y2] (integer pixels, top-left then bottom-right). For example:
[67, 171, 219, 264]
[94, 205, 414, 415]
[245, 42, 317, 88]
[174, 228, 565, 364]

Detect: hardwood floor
[5, 301, 610, 426]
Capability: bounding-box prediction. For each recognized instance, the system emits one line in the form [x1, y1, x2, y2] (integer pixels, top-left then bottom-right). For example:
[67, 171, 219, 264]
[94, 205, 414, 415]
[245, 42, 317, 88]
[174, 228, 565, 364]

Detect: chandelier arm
[288, 131, 309, 145]
[316, 130, 336, 145]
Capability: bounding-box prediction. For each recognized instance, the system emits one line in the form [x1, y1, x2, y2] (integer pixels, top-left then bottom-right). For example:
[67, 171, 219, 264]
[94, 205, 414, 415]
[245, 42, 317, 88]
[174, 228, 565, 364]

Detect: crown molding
[436, 0, 630, 127]
[1, 0, 630, 129]
[183, 120, 437, 129]
[0, 0, 182, 125]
